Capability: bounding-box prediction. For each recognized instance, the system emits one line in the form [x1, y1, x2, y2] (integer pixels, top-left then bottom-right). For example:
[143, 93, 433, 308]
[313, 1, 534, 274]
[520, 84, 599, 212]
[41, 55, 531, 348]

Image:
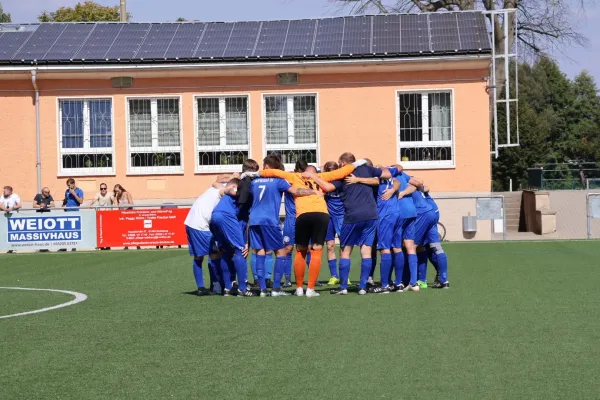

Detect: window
[195, 96, 250, 172]
[264, 94, 318, 166]
[58, 99, 114, 175]
[397, 91, 454, 168]
[127, 97, 183, 173]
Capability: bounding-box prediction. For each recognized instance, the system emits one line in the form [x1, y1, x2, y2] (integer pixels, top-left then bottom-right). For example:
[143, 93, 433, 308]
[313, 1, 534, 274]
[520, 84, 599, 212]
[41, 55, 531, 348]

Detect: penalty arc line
[0, 287, 88, 320]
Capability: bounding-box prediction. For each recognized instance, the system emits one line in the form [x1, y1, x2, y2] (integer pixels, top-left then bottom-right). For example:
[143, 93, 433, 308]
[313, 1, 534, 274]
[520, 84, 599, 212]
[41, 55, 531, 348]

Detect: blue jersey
[377, 177, 399, 218]
[411, 189, 436, 215]
[284, 192, 296, 218]
[397, 173, 417, 218]
[213, 194, 238, 216]
[424, 192, 439, 212]
[325, 191, 344, 218]
[64, 187, 84, 211]
[333, 165, 383, 224]
[249, 178, 291, 226]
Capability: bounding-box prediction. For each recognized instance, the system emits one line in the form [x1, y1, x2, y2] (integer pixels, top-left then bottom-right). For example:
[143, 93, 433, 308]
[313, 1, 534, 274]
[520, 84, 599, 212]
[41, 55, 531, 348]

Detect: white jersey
[184, 187, 222, 231]
[1, 193, 20, 209]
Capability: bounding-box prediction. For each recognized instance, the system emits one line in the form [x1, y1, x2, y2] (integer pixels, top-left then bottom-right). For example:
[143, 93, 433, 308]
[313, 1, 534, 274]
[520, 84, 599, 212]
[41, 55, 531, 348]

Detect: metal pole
[509, 178, 512, 192]
[502, 195, 507, 241]
[587, 194, 591, 240]
[31, 70, 41, 194]
[120, 0, 127, 22]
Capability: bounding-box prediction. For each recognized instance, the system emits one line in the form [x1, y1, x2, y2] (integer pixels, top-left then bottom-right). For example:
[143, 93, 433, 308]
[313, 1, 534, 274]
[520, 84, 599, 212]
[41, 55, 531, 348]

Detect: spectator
[114, 184, 140, 250]
[0, 186, 21, 213]
[33, 187, 55, 213]
[1, 186, 21, 254]
[60, 178, 84, 252]
[91, 183, 115, 250]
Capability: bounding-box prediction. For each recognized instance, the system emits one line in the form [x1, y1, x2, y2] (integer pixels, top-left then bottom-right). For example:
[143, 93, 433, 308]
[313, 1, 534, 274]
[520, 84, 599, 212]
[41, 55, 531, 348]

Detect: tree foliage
[492, 58, 600, 190]
[38, 1, 131, 22]
[0, 2, 11, 23]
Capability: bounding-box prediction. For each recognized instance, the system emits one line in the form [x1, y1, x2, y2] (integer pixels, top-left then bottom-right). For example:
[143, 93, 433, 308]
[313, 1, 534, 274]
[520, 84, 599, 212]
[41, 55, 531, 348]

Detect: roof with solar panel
[0, 13, 491, 65]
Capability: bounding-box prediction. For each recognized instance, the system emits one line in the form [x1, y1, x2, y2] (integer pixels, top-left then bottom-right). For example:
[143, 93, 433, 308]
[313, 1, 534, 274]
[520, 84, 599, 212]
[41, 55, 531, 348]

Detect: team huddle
[184, 151, 449, 297]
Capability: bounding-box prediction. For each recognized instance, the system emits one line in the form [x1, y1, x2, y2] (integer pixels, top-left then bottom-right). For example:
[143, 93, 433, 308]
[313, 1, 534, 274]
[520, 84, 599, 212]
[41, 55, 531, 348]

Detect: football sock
[339, 258, 351, 290]
[360, 258, 373, 290]
[408, 254, 418, 286]
[294, 250, 307, 289]
[265, 252, 274, 280]
[328, 259, 338, 278]
[256, 254, 266, 291]
[192, 258, 204, 289]
[232, 250, 248, 292]
[427, 247, 440, 273]
[417, 251, 428, 282]
[380, 253, 392, 288]
[284, 253, 293, 280]
[393, 251, 404, 286]
[307, 249, 323, 289]
[436, 252, 449, 283]
[274, 257, 286, 290]
[250, 253, 258, 281]
[215, 257, 231, 290]
[370, 252, 377, 278]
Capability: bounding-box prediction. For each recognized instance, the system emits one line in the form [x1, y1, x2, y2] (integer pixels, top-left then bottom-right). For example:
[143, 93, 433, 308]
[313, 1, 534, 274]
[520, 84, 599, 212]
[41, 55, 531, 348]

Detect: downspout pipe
[31, 70, 41, 194]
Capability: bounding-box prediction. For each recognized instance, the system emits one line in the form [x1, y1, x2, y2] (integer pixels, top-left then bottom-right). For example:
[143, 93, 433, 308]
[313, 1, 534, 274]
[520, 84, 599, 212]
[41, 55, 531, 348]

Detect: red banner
[96, 208, 188, 247]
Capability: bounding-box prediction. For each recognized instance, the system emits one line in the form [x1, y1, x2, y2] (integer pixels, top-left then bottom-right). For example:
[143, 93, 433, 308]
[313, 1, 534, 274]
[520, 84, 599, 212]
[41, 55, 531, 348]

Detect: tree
[0, 2, 11, 23]
[38, 1, 131, 22]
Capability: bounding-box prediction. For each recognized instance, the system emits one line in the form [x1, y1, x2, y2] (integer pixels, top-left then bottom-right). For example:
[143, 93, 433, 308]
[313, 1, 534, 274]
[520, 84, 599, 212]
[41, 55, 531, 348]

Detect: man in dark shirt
[330, 152, 391, 295]
[33, 187, 54, 213]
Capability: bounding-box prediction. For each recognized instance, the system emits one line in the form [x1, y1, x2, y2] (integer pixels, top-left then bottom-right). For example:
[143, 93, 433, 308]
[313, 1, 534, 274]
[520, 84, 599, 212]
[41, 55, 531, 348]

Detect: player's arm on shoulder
[319, 163, 355, 182]
[259, 169, 293, 182]
[409, 176, 424, 188]
[303, 172, 336, 193]
[288, 186, 322, 197]
[345, 175, 379, 186]
[398, 180, 418, 199]
[378, 167, 392, 179]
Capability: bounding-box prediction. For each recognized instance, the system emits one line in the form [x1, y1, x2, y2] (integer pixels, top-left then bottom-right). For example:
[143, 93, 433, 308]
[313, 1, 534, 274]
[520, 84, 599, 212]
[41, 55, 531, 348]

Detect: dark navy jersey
[213, 193, 238, 216]
[397, 173, 417, 218]
[249, 178, 292, 226]
[236, 176, 253, 222]
[333, 165, 383, 224]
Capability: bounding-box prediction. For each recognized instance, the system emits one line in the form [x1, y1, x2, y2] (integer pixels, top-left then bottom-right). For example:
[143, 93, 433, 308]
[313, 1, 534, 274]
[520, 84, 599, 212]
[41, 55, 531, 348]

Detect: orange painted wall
[0, 67, 490, 202]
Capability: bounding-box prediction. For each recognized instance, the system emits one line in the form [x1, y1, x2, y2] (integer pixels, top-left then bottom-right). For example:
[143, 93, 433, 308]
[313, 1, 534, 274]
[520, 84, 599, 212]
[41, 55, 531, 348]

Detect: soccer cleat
[358, 288, 368, 295]
[195, 287, 211, 296]
[404, 284, 421, 292]
[248, 281, 260, 291]
[348, 279, 352, 285]
[391, 284, 406, 293]
[282, 280, 292, 288]
[368, 285, 391, 294]
[432, 281, 450, 289]
[271, 290, 291, 297]
[417, 280, 428, 289]
[223, 289, 232, 297]
[306, 288, 321, 297]
[237, 290, 256, 297]
[260, 290, 269, 298]
[367, 277, 375, 286]
[315, 281, 324, 287]
[434, 274, 440, 285]
[330, 288, 348, 295]
[327, 277, 340, 285]
[295, 287, 305, 297]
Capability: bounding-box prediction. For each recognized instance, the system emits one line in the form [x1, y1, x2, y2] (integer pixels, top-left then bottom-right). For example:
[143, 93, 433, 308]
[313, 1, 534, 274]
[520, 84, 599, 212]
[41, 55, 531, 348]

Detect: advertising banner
[96, 208, 188, 248]
[0, 210, 98, 251]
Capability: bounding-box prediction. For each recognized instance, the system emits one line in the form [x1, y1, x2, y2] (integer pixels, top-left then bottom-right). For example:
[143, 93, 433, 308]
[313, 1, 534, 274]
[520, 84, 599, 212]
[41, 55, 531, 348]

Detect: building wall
[0, 67, 490, 201]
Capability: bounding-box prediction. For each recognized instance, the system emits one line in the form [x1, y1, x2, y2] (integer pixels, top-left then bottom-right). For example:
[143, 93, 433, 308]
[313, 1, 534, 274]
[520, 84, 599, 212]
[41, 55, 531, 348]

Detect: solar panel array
[0, 13, 491, 63]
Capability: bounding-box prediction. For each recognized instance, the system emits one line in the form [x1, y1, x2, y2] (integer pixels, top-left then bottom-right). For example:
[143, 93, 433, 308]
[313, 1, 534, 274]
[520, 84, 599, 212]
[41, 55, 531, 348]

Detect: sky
[2, 0, 599, 83]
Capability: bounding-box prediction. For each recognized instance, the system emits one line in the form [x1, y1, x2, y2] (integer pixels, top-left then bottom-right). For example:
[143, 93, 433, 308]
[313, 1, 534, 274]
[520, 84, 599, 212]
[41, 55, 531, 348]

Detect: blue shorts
[250, 225, 284, 251]
[282, 215, 295, 246]
[377, 214, 402, 250]
[210, 212, 246, 251]
[325, 214, 344, 242]
[340, 220, 377, 248]
[424, 211, 441, 244]
[399, 217, 416, 242]
[413, 210, 438, 246]
[186, 226, 216, 257]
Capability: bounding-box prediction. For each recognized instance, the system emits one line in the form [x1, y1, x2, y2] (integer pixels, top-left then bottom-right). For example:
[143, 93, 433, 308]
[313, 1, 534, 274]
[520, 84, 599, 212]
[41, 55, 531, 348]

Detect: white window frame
[395, 88, 456, 170]
[262, 92, 320, 170]
[194, 94, 252, 174]
[56, 96, 116, 177]
[125, 95, 184, 175]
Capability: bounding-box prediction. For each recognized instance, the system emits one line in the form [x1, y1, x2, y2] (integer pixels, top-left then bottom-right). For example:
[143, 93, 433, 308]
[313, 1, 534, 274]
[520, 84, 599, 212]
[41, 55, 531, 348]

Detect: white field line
[0, 287, 88, 320]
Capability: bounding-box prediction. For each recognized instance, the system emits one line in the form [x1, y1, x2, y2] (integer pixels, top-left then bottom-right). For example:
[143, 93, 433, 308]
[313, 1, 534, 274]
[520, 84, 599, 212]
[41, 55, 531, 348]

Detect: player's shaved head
[227, 178, 240, 187]
[323, 161, 338, 172]
[364, 158, 373, 167]
[242, 159, 259, 173]
[338, 152, 356, 166]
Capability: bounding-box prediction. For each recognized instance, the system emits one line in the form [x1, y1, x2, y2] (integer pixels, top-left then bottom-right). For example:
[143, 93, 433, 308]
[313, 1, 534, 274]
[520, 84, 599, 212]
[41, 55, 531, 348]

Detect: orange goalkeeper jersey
[260, 164, 355, 217]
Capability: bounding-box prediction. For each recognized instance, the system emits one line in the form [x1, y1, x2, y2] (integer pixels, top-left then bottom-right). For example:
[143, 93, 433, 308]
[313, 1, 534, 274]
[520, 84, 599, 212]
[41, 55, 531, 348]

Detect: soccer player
[210, 178, 255, 296]
[236, 159, 259, 290]
[330, 153, 392, 295]
[418, 185, 449, 289]
[323, 161, 345, 285]
[392, 170, 419, 292]
[249, 156, 319, 297]
[244, 157, 366, 297]
[184, 176, 234, 296]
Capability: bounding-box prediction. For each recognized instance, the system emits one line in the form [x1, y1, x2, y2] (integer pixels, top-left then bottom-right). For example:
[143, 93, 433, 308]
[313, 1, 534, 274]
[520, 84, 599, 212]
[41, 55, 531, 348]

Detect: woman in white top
[113, 184, 139, 250]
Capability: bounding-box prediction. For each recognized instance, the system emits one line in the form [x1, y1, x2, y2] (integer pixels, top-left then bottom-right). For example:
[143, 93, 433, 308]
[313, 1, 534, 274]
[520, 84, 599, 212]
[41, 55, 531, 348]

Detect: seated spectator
[33, 187, 55, 213]
[91, 183, 115, 250]
[1, 186, 21, 253]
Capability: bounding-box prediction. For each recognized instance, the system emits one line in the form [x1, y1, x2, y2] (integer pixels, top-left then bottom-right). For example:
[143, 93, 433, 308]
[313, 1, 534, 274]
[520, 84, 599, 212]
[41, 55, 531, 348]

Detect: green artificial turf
[1, 241, 600, 399]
